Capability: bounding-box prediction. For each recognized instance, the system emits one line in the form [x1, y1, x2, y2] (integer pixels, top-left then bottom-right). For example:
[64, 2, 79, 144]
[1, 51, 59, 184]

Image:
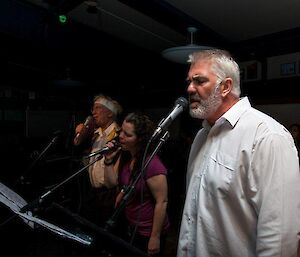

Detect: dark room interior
[1, 1, 300, 257]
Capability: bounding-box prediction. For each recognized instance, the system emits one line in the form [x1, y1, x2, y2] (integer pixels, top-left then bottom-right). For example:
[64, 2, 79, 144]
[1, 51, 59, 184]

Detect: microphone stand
[20, 154, 104, 213]
[105, 131, 170, 231]
[29, 135, 60, 170]
[16, 133, 60, 186]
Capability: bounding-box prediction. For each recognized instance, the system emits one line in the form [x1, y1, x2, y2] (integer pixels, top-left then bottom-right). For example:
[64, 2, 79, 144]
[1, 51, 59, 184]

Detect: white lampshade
[161, 44, 213, 64]
[161, 27, 214, 64]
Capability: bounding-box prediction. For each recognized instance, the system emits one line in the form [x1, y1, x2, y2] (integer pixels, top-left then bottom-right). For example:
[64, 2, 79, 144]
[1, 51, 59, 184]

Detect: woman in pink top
[104, 112, 170, 257]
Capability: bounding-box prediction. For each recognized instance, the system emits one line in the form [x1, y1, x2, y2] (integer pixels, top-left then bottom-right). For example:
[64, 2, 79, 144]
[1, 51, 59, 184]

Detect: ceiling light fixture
[53, 67, 84, 87]
[161, 27, 214, 64]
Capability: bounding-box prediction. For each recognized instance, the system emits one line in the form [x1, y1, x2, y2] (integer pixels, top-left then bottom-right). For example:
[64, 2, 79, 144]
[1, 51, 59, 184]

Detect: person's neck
[129, 149, 138, 158]
[207, 97, 239, 125]
[101, 121, 114, 131]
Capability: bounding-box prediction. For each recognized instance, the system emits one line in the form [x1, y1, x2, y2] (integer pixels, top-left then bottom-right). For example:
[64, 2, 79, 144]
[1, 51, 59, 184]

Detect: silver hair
[188, 49, 241, 97]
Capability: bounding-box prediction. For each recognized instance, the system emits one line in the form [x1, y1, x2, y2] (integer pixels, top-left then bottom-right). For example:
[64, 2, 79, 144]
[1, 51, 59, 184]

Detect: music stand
[0, 181, 93, 246]
[52, 202, 151, 257]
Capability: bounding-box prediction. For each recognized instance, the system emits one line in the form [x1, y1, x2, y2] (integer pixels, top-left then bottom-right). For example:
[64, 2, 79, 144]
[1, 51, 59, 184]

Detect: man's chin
[190, 109, 203, 119]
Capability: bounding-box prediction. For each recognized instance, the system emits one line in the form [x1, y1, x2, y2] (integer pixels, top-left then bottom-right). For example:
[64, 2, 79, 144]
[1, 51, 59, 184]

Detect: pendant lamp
[161, 27, 213, 64]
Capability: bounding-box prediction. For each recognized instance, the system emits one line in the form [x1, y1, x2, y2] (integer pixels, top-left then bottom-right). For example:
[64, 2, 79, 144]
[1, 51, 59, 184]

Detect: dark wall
[1, 0, 300, 187]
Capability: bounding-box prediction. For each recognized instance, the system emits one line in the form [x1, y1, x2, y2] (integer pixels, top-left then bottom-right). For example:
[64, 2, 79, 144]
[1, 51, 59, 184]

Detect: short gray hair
[188, 49, 241, 97]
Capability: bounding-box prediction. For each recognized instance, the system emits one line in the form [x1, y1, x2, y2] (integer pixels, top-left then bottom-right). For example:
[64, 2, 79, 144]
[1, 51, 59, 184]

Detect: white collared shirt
[88, 122, 118, 188]
[177, 97, 300, 257]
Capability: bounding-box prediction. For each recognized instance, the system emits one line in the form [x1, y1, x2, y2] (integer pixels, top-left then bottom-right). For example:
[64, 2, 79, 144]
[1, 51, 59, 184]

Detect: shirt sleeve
[249, 132, 300, 257]
[144, 155, 167, 179]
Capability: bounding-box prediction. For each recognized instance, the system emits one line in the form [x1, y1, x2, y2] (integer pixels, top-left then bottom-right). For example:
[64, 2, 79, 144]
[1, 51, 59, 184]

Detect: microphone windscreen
[74, 116, 95, 145]
[84, 116, 94, 128]
[175, 97, 188, 110]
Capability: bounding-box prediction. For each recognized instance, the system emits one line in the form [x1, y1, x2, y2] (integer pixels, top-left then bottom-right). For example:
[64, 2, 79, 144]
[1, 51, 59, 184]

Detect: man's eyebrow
[186, 75, 208, 81]
[192, 74, 207, 79]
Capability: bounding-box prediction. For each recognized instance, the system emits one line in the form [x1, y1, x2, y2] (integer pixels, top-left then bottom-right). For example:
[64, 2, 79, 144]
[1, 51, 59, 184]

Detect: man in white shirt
[177, 49, 300, 257]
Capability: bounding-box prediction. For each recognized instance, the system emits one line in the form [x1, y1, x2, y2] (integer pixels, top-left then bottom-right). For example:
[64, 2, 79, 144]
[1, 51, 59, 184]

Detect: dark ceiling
[1, 0, 300, 111]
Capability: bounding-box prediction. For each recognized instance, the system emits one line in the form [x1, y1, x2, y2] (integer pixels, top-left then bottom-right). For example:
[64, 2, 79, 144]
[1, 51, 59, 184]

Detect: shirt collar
[222, 96, 251, 128]
[202, 97, 251, 130]
[94, 122, 118, 136]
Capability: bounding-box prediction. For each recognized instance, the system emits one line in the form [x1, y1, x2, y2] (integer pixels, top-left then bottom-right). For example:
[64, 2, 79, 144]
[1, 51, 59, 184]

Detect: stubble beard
[189, 84, 222, 120]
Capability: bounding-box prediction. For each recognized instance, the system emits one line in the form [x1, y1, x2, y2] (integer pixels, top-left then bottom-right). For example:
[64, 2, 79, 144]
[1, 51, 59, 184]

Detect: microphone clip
[150, 97, 188, 141]
[83, 141, 121, 159]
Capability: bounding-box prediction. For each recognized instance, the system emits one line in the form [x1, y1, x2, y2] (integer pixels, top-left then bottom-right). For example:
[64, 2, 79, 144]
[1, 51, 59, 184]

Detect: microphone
[84, 141, 121, 159]
[151, 97, 188, 140]
[51, 130, 62, 144]
[74, 116, 94, 145]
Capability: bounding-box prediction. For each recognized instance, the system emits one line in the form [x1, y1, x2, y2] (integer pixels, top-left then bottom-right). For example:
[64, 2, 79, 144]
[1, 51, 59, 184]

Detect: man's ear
[221, 78, 233, 97]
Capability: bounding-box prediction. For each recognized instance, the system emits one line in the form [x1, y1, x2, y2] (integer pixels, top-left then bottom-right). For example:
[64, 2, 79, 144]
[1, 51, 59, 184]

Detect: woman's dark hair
[118, 112, 155, 180]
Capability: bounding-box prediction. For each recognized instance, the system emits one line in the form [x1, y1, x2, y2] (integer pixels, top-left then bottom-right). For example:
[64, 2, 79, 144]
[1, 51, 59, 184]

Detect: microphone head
[53, 130, 63, 136]
[175, 97, 188, 110]
[84, 116, 94, 127]
[74, 116, 95, 146]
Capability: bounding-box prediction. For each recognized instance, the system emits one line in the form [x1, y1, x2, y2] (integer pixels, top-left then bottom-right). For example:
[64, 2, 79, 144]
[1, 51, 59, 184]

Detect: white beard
[189, 84, 222, 120]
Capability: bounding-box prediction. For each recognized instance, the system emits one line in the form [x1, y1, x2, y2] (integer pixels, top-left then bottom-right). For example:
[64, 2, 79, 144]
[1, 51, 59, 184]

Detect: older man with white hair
[74, 94, 122, 227]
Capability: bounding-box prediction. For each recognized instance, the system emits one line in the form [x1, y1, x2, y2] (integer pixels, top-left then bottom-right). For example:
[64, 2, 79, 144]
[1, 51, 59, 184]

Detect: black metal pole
[20, 154, 103, 213]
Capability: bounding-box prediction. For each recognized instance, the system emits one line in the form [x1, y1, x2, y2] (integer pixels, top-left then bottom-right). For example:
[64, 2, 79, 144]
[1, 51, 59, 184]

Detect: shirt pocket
[201, 150, 236, 198]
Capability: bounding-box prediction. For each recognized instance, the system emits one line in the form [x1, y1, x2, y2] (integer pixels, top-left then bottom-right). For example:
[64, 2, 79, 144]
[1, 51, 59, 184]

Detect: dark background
[1, 1, 300, 256]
